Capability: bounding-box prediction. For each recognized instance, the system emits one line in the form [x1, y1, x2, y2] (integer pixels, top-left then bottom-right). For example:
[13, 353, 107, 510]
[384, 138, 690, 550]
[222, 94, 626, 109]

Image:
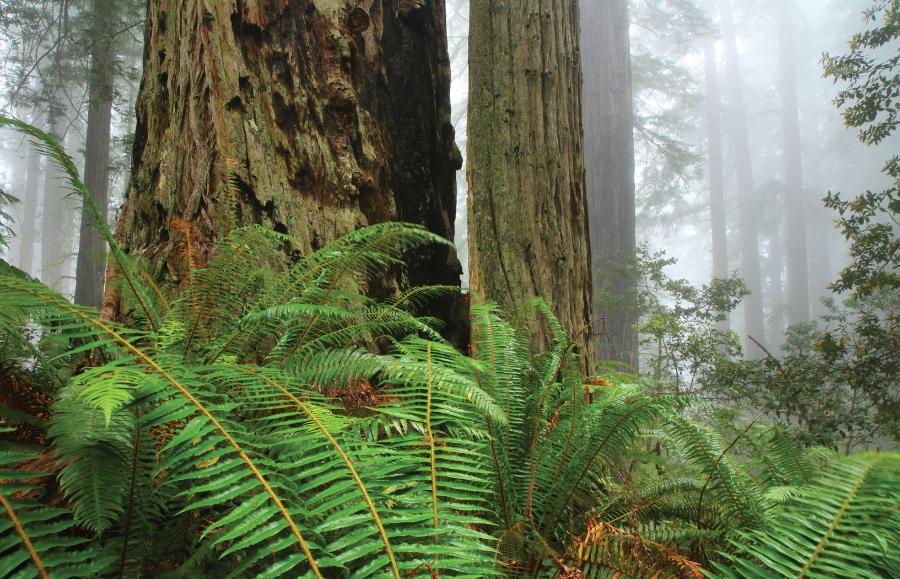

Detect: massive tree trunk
[581, 0, 637, 368]
[18, 142, 41, 278]
[74, 0, 115, 308]
[467, 0, 594, 363]
[776, 0, 809, 325]
[719, 0, 764, 355]
[117, 0, 462, 331]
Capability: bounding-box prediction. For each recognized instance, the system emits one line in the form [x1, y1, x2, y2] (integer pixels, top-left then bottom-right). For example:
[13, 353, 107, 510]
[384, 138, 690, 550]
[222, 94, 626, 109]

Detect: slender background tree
[581, 0, 638, 368]
[719, 0, 765, 354]
[776, 0, 810, 325]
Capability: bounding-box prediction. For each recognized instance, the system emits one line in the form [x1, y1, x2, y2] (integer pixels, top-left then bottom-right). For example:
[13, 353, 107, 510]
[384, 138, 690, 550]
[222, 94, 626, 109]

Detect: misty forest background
[0, 0, 897, 577]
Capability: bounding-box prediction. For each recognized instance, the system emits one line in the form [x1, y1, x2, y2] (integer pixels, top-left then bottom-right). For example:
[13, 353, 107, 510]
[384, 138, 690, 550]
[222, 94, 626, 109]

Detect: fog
[0, 0, 895, 355]
[0, 3, 896, 569]
[445, 0, 897, 355]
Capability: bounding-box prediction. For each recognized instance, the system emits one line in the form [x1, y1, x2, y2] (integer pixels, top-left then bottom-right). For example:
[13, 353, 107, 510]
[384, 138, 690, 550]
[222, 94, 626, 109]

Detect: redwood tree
[74, 0, 118, 308]
[581, 0, 637, 367]
[703, 32, 728, 283]
[40, 94, 72, 293]
[467, 0, 594, 362]
[776, 0, 810, 325]
[720, 0, 765, 354]
[17, 141, 41, 278]
[117, 1, 462, 324]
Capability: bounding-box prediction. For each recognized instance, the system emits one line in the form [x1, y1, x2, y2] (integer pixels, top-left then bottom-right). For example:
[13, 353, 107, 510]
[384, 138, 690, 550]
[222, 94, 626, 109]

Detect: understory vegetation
[0, 119, 897, 578]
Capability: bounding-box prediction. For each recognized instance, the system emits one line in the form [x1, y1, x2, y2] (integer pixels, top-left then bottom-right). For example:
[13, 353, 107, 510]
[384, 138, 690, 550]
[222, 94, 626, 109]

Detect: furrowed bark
[117, 0, 463, 337]
[467, 0, 595, 365]
[75, 0, 116, 308]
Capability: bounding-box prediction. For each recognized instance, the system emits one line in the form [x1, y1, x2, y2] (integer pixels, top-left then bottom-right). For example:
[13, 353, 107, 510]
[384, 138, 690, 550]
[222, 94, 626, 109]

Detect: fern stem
[286, 310, 322, 358]
[247, 369, 401, 579]
[136, 268, 170, 316]
[112, 253, 160, 332]
[0, 493, 49, 579]
[425, 343, 440, 532]
[696, 417, 759, 526]
[6, 283, 323, 577]
[796, 459, 876, 577]
[118, 411, 143, 578]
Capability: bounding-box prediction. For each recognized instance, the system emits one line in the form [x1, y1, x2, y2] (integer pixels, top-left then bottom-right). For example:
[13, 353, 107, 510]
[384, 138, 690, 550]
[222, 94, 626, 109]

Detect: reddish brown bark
[117, 1, 462, 330]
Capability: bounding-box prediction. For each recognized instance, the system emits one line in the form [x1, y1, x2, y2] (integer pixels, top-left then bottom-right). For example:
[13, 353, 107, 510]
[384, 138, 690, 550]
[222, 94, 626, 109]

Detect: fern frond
[665, 418, 766, 528]
[709, 452, 900, 578]
[561, 520, 704, 578]
[388, 285, 462, 313]
[540, 389, 687, 539]
[469, 303, 531, 437]
[0, 276, 325, 577]
[48, 388, 134, 533]
[208, 223, 451, 362]
[751, 425, 817, 488]
[204, 358, 499, 576]
[214, 365, 402, 578]
[181, 225, 288, 352]
[0, 115, 160, 331]
[0, 427, 114, 578]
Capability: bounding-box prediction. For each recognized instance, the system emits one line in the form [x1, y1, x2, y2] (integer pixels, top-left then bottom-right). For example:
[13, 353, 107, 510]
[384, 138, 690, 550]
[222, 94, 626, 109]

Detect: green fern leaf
[708, 452, 900, 578]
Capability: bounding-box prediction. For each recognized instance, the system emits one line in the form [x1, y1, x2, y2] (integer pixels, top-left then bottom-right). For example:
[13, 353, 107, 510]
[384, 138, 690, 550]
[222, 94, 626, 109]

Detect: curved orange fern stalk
[2, 280, 323, 578]
[0, 494, 49, 579]
[246, 368, 401, 579]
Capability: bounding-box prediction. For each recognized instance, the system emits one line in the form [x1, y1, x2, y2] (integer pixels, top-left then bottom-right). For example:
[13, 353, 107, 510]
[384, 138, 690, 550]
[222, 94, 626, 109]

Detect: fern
[665, 418, 766, 528]
[708, 452, 900, 578]
[0, 276, 331, 575]
[460, 301, 693, 576]
[0, 115, 894, 577]
[560, 520, 704, 578]
[204, 222, 452, 363]
[0, 427, 115, 578]
[0, 116, 160, 331]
